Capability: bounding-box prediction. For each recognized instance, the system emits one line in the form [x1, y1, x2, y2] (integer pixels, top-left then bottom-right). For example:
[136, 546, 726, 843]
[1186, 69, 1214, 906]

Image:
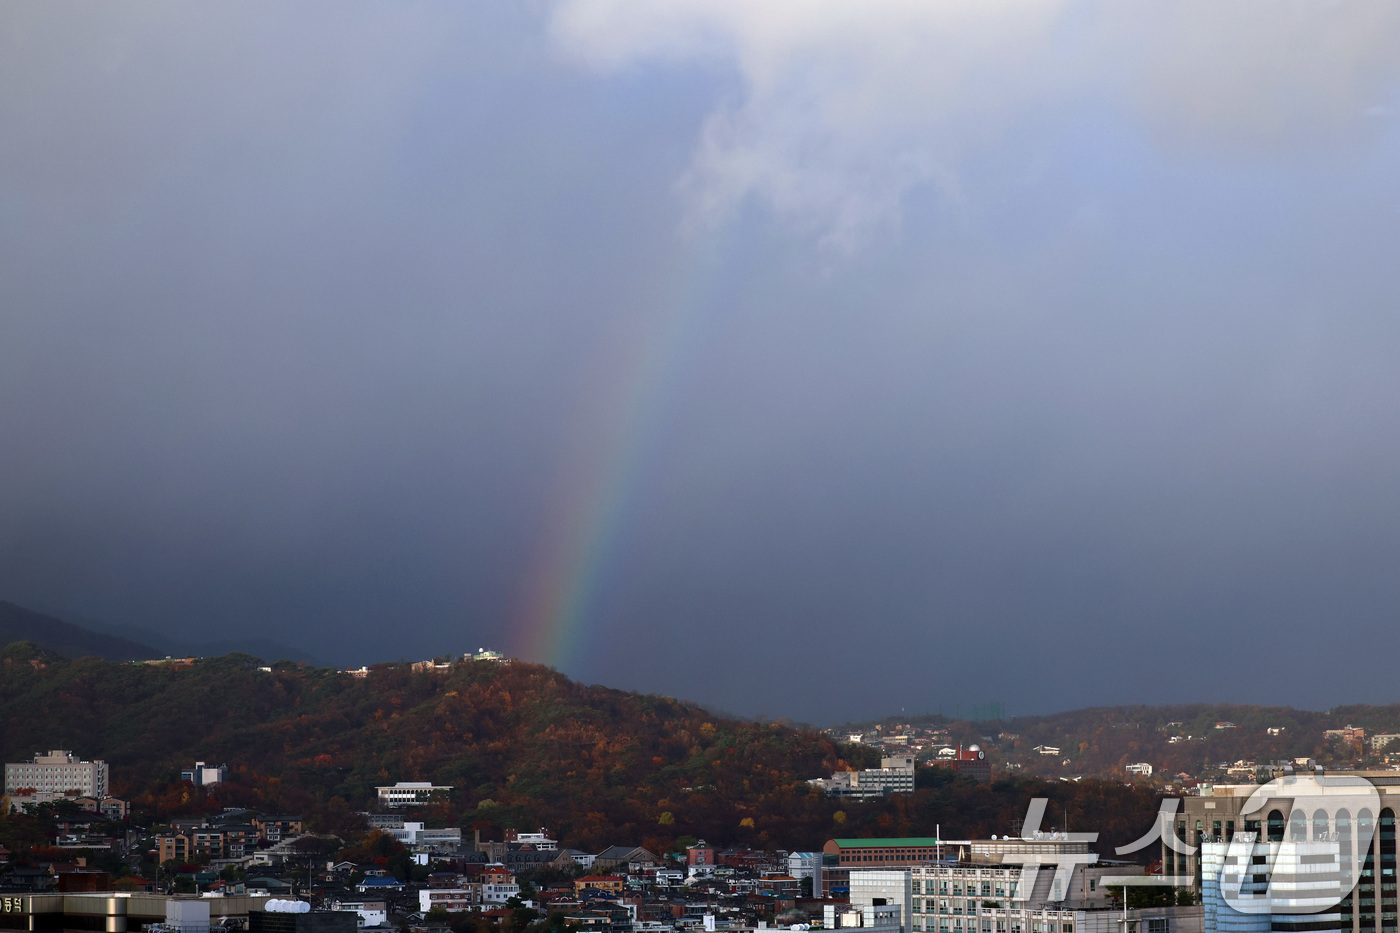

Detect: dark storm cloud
[3, 1, 1400, 722]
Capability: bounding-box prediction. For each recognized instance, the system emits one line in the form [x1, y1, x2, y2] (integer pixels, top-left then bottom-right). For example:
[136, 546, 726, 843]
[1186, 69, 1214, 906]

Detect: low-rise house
[357, 876, 407, 895]
[420, 888, 478, 913]
[73, 796, 129, 820]
[576, 876, 626, 896]
[483, 880, 521, 904]
[330, 899, 388, 927]
[245, 876, 294, 896]
[593, 847, 659, 873]
[554, 849, 598, 870]
[483, 865, 514, 885]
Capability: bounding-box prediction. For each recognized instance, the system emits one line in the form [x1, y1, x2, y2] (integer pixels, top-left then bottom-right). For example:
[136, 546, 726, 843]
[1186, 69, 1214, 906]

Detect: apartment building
[253, 817, 304, 841]
[4, 751, 109, 804]
[813, 756, 918, 799]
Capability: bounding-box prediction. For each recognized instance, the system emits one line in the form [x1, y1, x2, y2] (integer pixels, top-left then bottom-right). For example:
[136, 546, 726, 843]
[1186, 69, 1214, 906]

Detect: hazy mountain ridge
[7, 602, 322, 666]
[0, 601, 161, 662]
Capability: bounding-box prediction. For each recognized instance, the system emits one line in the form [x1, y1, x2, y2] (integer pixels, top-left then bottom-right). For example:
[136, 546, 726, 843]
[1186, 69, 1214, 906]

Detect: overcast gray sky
[4, 1, 1400, 723]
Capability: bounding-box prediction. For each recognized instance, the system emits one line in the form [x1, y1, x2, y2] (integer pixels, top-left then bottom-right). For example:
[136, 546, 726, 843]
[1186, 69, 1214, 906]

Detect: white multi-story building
[4, 750, 109, 804]
[1200, 837, 1347, 933]
[1200, 842, 1271, 933]
[789, 852, 822, 891]
[1372, 735, 1400, 753]
[513, 831, 557, 851]
[483, 881, 522, 904]
[330, 900, 388, 927]
[376, 782, 453, 807]
[813, 756, 917, 799]
[846, 864, 1197, 933]
[851, 870, 914, 933]
[826, 902, 905, 933]
[181, 761, 228, 786]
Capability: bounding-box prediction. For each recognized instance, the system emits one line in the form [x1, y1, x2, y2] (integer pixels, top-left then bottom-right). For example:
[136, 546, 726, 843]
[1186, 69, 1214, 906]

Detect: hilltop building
[181, 762, 228, 786]
[811, 755, 917, 799]
[4, 751, 109, 807]
[375, 782, 452, 808]
[934, 746, 991, 783]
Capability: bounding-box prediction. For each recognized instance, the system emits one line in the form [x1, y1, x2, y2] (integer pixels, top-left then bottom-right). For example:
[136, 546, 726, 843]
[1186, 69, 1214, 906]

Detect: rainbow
[512, 240, 727, 671]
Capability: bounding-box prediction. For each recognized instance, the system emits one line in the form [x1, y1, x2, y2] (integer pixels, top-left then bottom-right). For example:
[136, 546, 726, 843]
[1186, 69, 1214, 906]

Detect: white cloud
[550, 0, 1400, 249]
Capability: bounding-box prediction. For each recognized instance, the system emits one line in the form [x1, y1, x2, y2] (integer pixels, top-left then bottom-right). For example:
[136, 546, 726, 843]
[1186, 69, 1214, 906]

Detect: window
[1147, 920, 1168, 933]
[1290, 810, 1308, 841]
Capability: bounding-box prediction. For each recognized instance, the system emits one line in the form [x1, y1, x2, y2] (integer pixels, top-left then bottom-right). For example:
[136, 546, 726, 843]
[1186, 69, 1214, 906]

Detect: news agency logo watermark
[1007, 771, 1382, 915]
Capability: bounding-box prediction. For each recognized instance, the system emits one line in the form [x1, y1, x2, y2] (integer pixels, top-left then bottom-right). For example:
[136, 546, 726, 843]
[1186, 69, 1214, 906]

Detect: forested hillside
[0, 642, 1159, 854]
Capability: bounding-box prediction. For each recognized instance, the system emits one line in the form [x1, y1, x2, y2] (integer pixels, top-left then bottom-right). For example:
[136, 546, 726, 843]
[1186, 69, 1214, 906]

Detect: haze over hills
[0, 601, 160, 662]
[3, 600, 320, 666]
